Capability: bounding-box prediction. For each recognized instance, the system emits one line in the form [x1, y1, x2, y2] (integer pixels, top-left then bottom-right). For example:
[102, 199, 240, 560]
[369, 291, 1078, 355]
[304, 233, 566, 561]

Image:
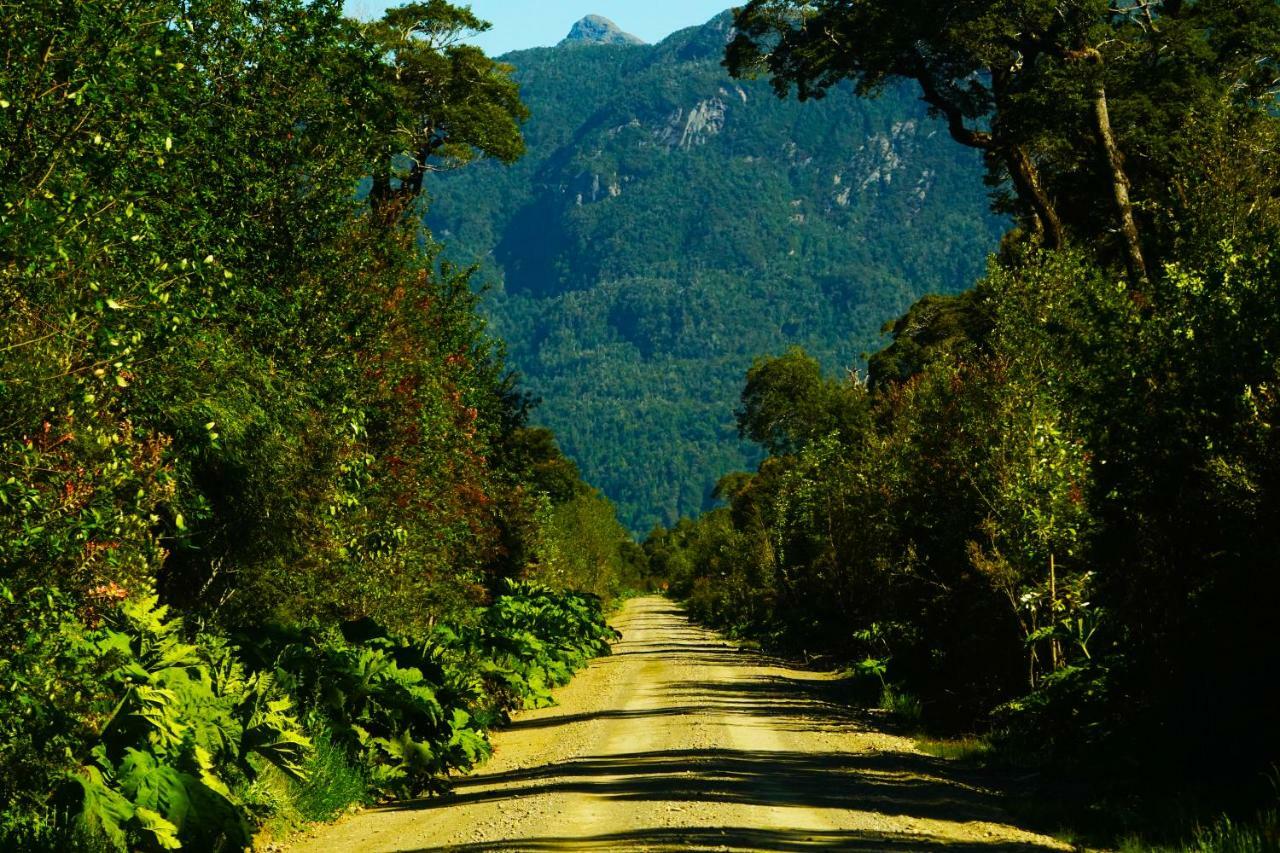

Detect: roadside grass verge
[1118, 808, 1279, 852]
[908, 730, 1280, 853]
[914, 735, 994, 763]
[880, 686, 924, 727]
[247, 728, 373, 846]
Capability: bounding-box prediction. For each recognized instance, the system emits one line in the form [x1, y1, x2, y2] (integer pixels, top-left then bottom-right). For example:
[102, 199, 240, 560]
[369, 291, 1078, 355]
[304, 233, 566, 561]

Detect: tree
[725, 0, 1280, 280]
[365, 2, 529, 219]
[736, 348, 867, 456]
[867, 291, 992, 389]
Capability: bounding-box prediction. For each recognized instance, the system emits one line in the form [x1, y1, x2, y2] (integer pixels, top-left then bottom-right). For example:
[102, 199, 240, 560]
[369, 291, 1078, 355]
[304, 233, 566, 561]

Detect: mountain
[426, 12, 1006, 533]
[559, 14, 645, 47]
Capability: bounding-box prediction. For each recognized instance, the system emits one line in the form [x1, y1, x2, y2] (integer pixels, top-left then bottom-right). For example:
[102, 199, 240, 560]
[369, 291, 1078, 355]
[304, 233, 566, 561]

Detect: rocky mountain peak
[559, 14, 645, 47]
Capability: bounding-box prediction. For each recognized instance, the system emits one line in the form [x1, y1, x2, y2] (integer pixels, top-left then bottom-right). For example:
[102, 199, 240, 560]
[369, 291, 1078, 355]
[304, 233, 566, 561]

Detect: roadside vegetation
[0, 1, 641, 849]
[649, 0, 1280, 848]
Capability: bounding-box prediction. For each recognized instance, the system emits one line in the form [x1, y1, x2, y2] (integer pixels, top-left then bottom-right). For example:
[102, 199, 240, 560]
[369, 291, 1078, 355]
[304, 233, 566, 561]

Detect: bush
[0, 581, 619, 850]
[0, 590, 309, 850]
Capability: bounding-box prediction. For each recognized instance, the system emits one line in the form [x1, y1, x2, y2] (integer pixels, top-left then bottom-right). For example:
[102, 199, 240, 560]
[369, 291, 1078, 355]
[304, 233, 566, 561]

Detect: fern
[51, 597, 312, 851]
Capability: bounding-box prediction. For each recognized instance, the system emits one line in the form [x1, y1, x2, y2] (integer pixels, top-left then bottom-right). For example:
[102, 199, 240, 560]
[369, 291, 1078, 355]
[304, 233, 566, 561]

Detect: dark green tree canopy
[737, 348, 868, 456]
[366, 1, 529, 217]
[504, 426, 586, 504]
[726, 0, 1280, 277]
[867, 290, 992, 389]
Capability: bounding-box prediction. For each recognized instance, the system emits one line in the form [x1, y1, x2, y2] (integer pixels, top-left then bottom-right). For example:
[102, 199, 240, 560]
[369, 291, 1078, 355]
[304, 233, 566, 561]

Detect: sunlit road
[289, 597, 1068, 852]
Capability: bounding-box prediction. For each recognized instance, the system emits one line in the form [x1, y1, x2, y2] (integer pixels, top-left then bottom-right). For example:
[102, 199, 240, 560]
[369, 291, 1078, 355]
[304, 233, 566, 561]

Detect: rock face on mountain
[559, 15, 645, 47]
[427, 11, 1005, 533]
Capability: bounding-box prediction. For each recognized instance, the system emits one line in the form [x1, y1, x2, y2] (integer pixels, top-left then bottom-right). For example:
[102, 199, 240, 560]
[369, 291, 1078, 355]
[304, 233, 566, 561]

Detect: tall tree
[725, 0, 1071, 248]
[364, 1, 528, 220]
[725, 0, 1280, 279]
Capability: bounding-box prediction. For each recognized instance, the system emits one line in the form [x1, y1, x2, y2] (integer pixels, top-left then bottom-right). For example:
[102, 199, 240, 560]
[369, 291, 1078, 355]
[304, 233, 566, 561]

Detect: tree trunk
[1007, 144, 1065, 250]
[1049, 554, 1061, 672]
[370, 170, 393, 214]
[370, 137, 443, 224]
[405, 147, 429, 199]
[916, 66, 1065, 250]
[1066, 47, 1149, 286]
[1091, 81, 1148, 285]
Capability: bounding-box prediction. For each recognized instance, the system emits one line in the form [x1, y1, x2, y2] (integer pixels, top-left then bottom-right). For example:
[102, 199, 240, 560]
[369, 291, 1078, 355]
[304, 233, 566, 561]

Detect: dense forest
[425, 13, 1007, 533]
[648, 0, 1280, 845]
[7, 0, 1280, 849]
[0, 1, 642, 849]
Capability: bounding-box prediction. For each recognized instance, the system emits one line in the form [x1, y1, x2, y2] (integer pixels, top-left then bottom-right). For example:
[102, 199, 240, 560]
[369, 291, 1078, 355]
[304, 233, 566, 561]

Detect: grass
[995, 767, 1280, 853]
[914, 735, 994, 762]
[1116, 809, 1280, 852]
[0, 812, 112, 853]
[880, 685, 923, 726]
[289, 729, 371, 822]
[248, 726, 372, 847]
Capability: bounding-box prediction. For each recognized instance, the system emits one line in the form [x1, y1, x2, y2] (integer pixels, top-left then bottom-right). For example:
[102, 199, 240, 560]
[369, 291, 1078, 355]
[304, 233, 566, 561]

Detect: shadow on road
[400, 826, 1055, 851]
[501, 671, 863, 735]
[510, 618, 867, 737]
[379, 599, 1057, 851]
[382, 747, 1008, 826]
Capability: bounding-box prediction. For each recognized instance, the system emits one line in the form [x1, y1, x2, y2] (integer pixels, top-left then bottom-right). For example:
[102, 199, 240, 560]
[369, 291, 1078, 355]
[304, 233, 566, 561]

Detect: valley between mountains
[289, 598, 1067, 852]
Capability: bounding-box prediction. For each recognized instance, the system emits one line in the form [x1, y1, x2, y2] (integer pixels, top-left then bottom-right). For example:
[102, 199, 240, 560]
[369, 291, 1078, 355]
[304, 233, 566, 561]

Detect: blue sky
[342, 1, 732, 55]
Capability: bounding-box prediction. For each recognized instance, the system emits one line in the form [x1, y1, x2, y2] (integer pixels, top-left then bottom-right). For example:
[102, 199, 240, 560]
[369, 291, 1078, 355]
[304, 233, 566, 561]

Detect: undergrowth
[0, 580, 618, 851]
[1118, 809, 1280, 853]
[914, 736, 993, 763]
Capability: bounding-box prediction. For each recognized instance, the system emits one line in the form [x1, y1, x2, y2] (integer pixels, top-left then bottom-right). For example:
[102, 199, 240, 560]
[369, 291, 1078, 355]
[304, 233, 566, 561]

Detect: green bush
[0, 590, 308, 850]
[472, 580, 620, 710]
[0, 582, 619, 850]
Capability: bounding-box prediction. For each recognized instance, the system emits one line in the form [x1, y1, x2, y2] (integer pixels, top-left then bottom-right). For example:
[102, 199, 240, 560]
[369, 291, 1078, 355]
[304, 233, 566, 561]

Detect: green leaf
[67, 765, 134, 849]
[135, 807, 182, 850]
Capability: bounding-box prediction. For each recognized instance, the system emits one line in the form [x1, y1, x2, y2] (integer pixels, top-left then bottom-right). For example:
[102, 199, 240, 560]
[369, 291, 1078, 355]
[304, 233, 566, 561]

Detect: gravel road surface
[289, 596, 1070, 852]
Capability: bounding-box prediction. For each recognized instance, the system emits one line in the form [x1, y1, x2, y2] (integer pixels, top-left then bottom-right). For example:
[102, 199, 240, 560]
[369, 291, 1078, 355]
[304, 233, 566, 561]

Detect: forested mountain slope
[427, 12, 1006, 532]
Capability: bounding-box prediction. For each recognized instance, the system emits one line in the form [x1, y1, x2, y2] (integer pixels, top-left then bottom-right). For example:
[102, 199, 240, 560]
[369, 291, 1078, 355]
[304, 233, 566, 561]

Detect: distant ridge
[559, 14, 645, 47]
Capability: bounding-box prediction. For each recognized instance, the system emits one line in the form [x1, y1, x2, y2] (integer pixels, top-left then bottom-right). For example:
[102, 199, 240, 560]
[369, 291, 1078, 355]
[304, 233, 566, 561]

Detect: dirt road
[289, 597, 1070, 852]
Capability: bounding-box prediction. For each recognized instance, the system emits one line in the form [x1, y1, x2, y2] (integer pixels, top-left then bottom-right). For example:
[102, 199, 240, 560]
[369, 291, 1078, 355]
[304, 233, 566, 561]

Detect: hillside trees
[422, 17, 1009, 533]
